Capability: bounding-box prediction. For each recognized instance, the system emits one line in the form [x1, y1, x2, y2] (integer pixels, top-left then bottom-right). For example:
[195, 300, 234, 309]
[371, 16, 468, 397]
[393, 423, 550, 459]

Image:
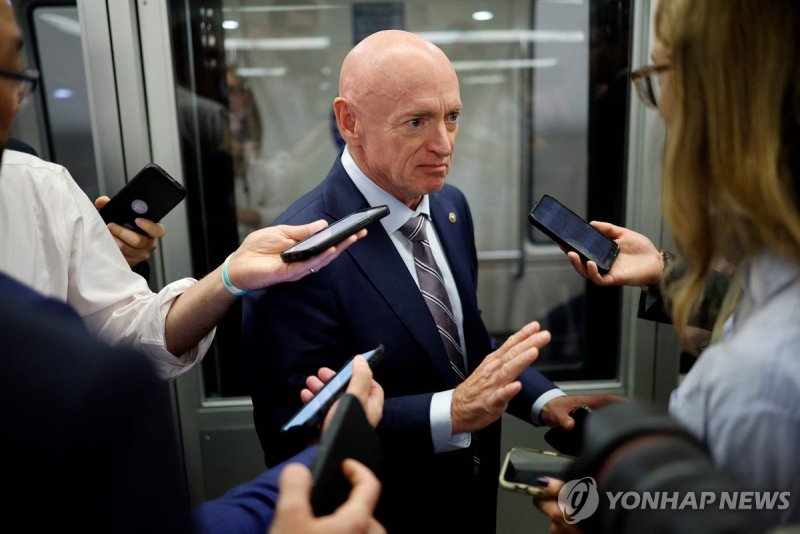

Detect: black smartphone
[280, 205, 390, 263]
[99, 163, 187, 235]
[544, 405, 592, 456]
[310, 393, 381, 517]
[528, 194, 620, 274]
[281, 345, 385, 432]
[499, 447, 574, 497]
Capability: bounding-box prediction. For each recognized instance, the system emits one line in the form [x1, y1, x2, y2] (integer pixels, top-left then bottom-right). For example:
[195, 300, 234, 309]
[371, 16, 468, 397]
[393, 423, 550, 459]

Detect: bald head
[339, 30, 457, 110]
[332, 30, 462, 208]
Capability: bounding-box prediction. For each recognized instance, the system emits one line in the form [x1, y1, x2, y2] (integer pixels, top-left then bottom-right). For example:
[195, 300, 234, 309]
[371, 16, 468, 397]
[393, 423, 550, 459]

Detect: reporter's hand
[532, 477, 584, 534]
[565, 221, 662, 287]
[451, 321, 551, 434]
[539, 394, 626, 430]
[95, 195, 165, 267]
[269, 459, 385, 534]
[224, 220, 366, 291]
[302, 355, 384, 429]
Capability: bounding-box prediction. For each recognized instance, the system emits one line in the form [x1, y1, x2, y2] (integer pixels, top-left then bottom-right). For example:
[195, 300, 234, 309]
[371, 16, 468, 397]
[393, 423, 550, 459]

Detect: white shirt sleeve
[430, 389, 471, 452]
[0, 152, 212, 380]
[61, 165, 214, 379]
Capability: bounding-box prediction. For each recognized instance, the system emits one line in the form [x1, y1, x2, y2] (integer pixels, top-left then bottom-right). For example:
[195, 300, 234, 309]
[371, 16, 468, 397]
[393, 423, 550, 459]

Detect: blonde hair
[658, 0, 800, 339]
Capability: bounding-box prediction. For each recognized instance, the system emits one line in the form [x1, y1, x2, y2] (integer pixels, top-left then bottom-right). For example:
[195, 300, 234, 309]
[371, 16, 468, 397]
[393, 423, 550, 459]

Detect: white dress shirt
[0, 150, 212, 379]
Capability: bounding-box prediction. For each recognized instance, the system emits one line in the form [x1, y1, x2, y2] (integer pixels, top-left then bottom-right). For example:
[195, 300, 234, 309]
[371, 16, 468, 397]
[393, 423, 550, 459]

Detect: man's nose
[427, 121, 454, 156]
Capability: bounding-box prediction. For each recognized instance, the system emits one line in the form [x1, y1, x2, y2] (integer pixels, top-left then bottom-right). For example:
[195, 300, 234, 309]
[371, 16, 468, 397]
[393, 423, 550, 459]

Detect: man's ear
[333, 97, 357, 143]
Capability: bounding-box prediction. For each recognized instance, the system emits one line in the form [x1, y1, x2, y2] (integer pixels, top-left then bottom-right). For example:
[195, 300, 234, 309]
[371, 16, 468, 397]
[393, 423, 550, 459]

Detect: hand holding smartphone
[310, 393, 381, 516]
[281, 205, 390, 263]
[528, 194, 619, 274]
[544, 405, 592, 456]
[281, 345, 385, 432]
[499, 447, 574, 497]
[99, 163, 187, 235]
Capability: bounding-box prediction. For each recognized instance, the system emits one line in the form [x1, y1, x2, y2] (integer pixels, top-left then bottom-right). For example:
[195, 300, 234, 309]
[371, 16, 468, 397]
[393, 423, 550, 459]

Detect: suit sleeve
[192, 446, 318, 534]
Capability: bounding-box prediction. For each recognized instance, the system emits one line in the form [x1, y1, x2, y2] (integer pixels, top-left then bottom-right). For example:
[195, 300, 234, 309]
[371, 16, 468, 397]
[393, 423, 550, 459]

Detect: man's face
[355, 68, 462, 209]
[0, 1, 23, 153]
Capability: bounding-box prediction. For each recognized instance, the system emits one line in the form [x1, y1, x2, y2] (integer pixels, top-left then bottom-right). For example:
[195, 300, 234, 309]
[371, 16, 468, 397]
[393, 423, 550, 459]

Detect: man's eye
[447, 112, 460, 122]
[407, 118, 422, 128]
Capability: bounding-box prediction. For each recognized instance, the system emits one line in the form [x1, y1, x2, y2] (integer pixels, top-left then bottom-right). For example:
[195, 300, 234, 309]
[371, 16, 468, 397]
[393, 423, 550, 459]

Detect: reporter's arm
[164, 221, 365, 356]
[191, 445, 318, 534]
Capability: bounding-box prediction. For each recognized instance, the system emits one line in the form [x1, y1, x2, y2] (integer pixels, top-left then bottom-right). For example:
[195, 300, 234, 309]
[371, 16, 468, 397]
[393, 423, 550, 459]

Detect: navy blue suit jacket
[244, 158, 558, 532]
[0, 272, 306, 534]
[193, 446, 316, 533]
[0, 273, 191, 534]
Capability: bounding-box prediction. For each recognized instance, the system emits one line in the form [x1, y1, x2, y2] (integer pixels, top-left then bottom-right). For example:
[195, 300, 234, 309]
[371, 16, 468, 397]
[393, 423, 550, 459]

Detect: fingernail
[536, 476, 549, 487]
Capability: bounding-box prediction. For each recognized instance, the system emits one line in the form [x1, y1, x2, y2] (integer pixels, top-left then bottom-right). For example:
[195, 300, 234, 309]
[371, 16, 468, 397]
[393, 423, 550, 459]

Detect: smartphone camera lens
[130, 199, 149, 215]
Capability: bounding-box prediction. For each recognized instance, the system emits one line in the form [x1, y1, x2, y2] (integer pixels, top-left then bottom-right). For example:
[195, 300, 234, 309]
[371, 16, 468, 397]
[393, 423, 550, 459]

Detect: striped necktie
[400, 215, 466, 381]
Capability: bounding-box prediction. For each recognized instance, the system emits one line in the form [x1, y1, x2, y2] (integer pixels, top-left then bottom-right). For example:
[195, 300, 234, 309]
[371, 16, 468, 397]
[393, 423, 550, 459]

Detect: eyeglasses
[0, 69, 40, 107]
[630, 64, 670, 109]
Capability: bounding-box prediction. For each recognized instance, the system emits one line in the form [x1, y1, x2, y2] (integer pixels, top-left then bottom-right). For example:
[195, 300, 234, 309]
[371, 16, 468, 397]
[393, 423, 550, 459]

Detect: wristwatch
[640, 249, 673, 295]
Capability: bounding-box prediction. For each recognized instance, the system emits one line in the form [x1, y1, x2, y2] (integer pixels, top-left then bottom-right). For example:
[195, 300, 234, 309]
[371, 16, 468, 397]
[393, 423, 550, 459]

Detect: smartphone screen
[499, 447, 574, 496]
[281, 345, 385, 432]
[281, 205, 390, 263]
[99, 163, 186, 235]
[528, 194, 619, 273]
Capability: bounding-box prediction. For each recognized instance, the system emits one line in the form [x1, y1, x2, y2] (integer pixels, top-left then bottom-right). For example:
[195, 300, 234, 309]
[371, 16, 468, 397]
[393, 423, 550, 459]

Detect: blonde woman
[662, 0, 800, 526]
[537, 0, 800, 530]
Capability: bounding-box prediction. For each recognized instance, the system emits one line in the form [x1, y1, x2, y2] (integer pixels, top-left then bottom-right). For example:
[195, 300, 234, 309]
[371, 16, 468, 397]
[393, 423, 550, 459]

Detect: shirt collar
[341, 145, 431, 235]
[741, 251, 800, 307]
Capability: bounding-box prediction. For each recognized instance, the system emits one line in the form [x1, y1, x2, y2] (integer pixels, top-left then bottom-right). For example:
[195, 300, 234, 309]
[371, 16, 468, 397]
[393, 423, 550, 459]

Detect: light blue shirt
[342, 146, 560, 453]
[669, 251, 800, 527]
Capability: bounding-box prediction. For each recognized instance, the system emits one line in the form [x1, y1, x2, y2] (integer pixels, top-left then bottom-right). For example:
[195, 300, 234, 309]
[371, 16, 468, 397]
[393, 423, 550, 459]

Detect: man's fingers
[134, 218, 165, 238]
[305, 375, 326, 393]
[585, 261, 608, 284]
[346, 355, 372, 402]
[588, 220, 618, 238]
[500, 329, 550, 367]
[283, 219, 330, 241]
[275, 463, 314, 514]
[94, 195, 111, 209]
[108, 223, 156, 250]
[341, 459, 382, 514]
[566, 251, 589, 278]
[498, 321, 541, 355]
[317, 367, 336, 382]
[290, 229, 367, 277]
[488, 380, 523, 407]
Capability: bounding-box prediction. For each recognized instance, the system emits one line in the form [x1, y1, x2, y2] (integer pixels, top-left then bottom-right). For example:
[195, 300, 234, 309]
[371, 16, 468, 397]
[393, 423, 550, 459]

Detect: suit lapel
[321, 165, 461, 388]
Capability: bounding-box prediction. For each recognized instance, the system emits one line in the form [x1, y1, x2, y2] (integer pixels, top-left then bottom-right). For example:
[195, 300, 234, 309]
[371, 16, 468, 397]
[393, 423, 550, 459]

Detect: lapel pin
[448, 212, 457, 223]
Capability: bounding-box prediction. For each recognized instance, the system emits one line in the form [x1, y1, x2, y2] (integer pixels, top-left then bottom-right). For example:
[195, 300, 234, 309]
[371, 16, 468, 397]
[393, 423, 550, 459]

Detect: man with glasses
[0, 3, 383, 532]
[0, 1, 364, 379]
[3, 66, 172, 278]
